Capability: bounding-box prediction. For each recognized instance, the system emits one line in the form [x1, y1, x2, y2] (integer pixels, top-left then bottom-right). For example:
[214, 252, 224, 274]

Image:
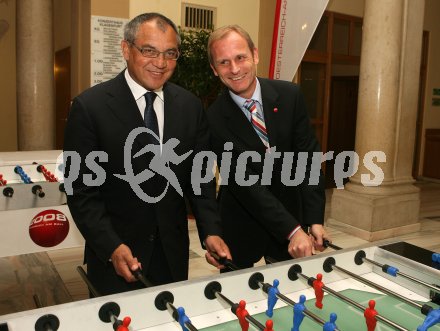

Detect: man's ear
[253, 47, 259, 65]
[210, 63, 219, 77]
[121, 40, 130, 61]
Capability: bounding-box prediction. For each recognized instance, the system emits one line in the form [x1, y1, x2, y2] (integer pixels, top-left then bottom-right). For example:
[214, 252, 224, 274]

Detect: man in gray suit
[64, 13, 230, 295]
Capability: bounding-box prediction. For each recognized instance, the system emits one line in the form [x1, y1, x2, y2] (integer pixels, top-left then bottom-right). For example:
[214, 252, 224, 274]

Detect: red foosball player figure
[116, 316, 131, 331]
[364, 300, 377, 331]
[264, 319, 274, 331]
[313, 273, 324, 309]
[236, 300, 249, 331]
[0, 175, 7, 186]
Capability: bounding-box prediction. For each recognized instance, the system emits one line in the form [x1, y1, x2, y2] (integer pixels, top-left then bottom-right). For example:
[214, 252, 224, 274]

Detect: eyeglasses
[129, 42, 180, 60]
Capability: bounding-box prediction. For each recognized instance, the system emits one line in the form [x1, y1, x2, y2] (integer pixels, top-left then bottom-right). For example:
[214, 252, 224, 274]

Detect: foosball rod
[204, 281, 265, 331]
[77, 267, 132, 330]
[35, 163, 65, 192]
[32, 294, 61, 331]
[323, 257, 435, 317]
[215, 253, 331, 329]
[167, 302, 198, 331]
[216, 292, 265, 331]
[324, 241, 440, 294]
[98, 302, 131, 331]
[132, 268, 154, 288]
[154, 291, 199, 331]
[289, 265, 408, 331]
[76, 266, 101, 298]
[77, 265, 153, 297]
[248, 272, 335, 330]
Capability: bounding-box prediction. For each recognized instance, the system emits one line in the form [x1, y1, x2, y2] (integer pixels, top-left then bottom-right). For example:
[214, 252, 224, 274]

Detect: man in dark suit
[64, 13, 230, 295]
[206, 25, 329, 269]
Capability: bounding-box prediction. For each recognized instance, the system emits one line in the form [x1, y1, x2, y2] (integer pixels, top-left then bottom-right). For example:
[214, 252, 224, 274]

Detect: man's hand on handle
[309, 224, 330, 252]
[288, 228, 313, 258]
[204, 235, 232, 269]
[288, 225, 331, 258]
[111, 244, 142, 282]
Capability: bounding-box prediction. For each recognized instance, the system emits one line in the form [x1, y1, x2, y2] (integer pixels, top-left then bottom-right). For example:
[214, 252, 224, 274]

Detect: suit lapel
[221, 79, 280, 152]
[162, 83, 179, 143]
[105, 71, 151, 149]
[221, 92, 265, 152]
[259, 78, 279, 149]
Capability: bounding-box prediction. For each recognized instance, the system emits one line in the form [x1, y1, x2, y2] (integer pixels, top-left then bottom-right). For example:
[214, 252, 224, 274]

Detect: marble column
[328, 0, 425, 241]
[16, 0, 55, 150]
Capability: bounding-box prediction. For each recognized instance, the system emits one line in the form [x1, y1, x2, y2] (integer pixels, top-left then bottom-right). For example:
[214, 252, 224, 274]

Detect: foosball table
[0, 151, 84, 258]
[0, 240, 439, 331]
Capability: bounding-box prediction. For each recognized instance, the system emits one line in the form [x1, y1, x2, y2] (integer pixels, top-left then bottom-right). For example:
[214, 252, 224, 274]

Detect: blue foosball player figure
[292, 294, 306, 331]
[432, 253, 440, 270]
[177, 307, 191, 331]
[266, 279, 280, 318]
[417, 307, 440, 331]
[323, 313, 338, 331]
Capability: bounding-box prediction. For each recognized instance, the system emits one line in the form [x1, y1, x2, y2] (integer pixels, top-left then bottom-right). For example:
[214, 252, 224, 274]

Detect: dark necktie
[144, 92, 160, 144]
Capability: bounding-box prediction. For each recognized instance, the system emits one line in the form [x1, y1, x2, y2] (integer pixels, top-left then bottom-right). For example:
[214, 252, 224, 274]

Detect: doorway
[55, 47, 71, 149]
[326, 76, 359, 187]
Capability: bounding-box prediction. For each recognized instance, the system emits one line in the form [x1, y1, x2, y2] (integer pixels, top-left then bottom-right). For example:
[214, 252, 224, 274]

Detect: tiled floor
[0, 181, 439, 316]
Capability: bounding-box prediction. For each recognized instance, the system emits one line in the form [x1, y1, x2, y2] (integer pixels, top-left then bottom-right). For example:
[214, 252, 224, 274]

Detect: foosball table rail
[0, 240, 438, 330]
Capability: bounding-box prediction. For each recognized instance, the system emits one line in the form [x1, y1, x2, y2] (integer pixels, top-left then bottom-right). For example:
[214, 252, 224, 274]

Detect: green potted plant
[171, 28, 222, 108]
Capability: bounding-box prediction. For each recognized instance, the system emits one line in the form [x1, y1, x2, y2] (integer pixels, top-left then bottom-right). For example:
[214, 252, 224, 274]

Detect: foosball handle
[323, 240, 342, 250]
[210, 251, 240, 271]
[59, 183, 65, 193]
[32, 185, 45, 198]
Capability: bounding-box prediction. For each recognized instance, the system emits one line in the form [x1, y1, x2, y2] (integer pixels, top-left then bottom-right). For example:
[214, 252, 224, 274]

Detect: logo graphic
[29, 209, 70, 247]
[114, 127, 192, 203]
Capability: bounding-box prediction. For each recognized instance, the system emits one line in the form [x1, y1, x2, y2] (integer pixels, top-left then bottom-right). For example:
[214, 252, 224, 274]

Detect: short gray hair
[124, 12, 181, 46]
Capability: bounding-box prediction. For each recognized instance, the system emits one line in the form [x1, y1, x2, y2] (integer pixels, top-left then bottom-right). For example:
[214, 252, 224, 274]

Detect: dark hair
[124, 12, 181, 46]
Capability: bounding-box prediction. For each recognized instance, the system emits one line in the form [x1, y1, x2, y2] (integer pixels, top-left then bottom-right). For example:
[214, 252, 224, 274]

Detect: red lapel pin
[273, 107, 278, 113]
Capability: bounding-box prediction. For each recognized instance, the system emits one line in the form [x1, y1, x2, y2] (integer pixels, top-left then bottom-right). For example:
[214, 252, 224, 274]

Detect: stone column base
[328, 186, 421, 241]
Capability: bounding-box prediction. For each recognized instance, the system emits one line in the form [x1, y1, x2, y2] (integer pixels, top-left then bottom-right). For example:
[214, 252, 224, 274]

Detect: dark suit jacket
[64, 71, 222, 292]
[206, 78, 325, 266]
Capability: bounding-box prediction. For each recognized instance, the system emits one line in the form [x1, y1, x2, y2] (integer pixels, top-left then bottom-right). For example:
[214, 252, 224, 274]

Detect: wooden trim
[302, 50, 328, 63]
[332, 54, 361, 65]
[298, 10, 363, 175]
[322, 12, 334, 155]
[333, 12, 363, 20]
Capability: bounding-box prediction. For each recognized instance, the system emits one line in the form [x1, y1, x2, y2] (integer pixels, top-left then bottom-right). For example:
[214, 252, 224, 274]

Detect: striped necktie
[244, 99, 270, 149]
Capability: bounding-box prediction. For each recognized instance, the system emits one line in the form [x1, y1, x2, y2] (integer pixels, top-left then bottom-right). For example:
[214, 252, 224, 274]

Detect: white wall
[129, 0, 260, 47]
